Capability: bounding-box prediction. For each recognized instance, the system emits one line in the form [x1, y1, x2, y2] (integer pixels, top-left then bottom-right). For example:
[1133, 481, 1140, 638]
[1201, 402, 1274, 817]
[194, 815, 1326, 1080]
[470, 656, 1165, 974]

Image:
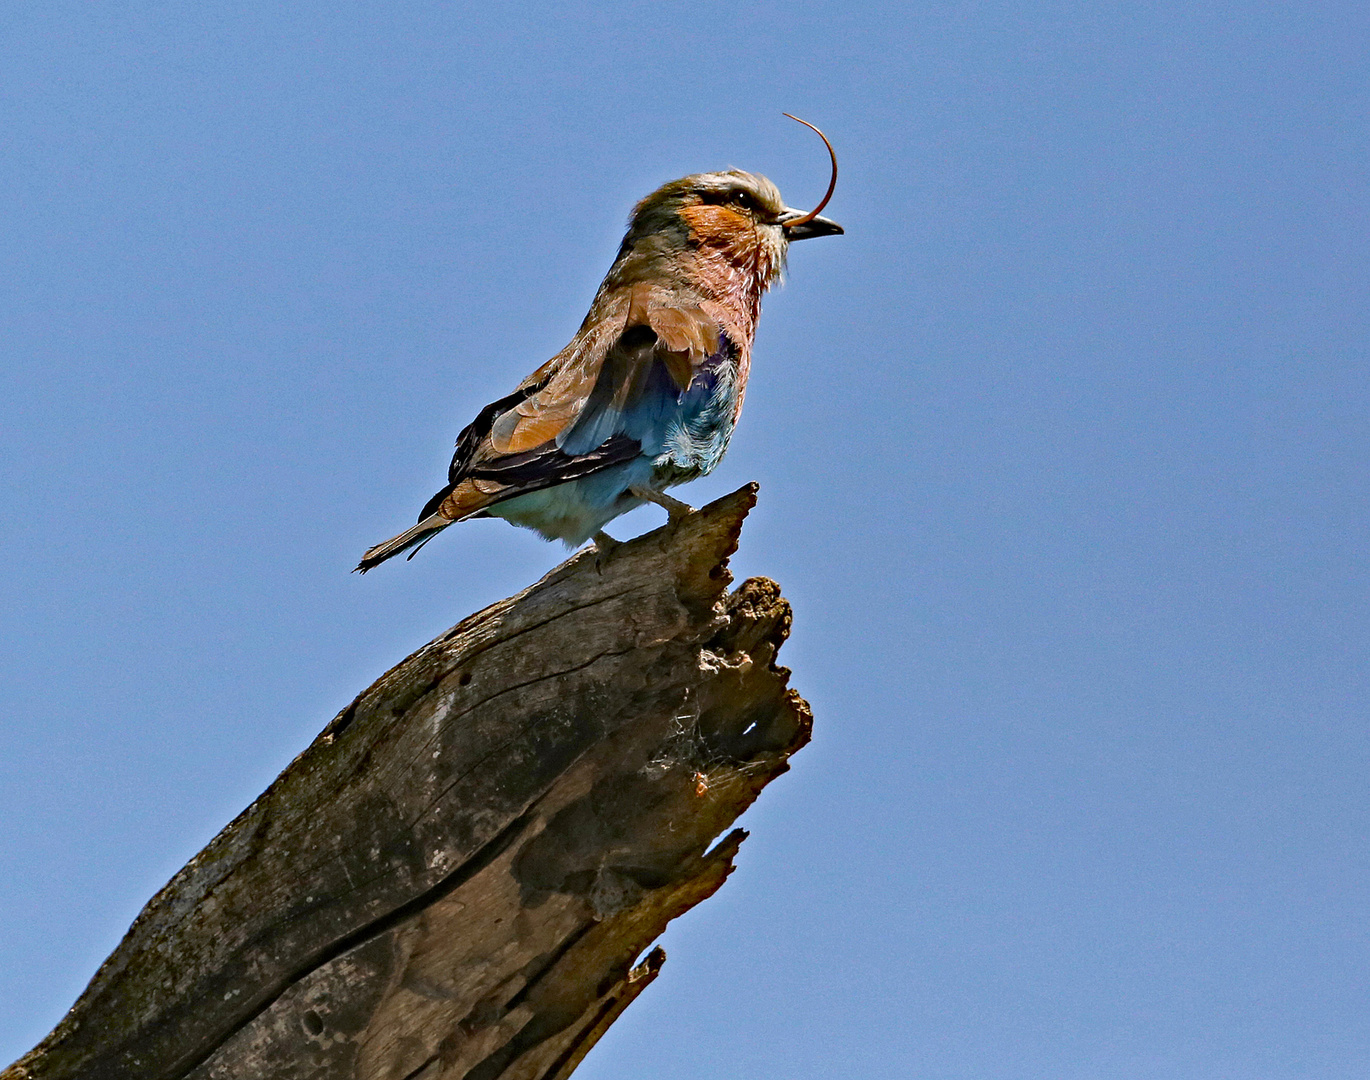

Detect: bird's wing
[491, 284, 720, 456]
[418, 388, 641, 521]
[419, 286, 722, 522]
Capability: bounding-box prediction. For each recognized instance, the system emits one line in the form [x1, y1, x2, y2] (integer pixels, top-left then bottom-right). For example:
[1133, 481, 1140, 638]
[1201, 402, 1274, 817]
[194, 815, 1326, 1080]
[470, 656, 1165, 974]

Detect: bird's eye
[734, 191, 767, 215]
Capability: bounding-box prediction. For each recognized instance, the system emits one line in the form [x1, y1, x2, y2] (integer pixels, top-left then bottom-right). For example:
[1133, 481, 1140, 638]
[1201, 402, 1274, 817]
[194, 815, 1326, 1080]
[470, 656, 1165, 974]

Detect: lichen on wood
[4, 484, 811, 1080]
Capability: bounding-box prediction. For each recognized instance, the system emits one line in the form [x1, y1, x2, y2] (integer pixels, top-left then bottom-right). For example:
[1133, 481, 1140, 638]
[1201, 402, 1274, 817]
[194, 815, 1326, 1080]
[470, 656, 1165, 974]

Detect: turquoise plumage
[489, 344, 741, 545]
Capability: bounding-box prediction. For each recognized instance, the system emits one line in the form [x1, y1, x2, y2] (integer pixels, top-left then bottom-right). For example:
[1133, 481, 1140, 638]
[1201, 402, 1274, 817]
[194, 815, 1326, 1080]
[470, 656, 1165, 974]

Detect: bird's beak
[777, 208, 844, 240]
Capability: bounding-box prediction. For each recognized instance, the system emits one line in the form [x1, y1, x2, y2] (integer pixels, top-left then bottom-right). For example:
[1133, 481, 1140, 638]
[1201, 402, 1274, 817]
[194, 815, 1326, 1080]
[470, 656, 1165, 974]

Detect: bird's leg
[630, 485, 694, 523]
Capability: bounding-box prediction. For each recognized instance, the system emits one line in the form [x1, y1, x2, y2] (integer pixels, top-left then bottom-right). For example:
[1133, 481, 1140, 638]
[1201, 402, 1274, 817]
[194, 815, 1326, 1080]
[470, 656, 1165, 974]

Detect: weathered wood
[5, 484, 811, 1080]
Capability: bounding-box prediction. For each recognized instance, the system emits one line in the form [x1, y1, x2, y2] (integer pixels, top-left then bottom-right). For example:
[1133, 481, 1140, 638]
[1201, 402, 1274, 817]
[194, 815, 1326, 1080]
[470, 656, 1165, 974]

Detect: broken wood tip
[5, 481, 810, 1080]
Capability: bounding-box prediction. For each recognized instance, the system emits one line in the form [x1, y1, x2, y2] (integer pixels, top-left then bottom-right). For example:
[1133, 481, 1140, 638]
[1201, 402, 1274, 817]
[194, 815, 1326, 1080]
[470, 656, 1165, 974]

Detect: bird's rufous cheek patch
[679, 204, 756, 251]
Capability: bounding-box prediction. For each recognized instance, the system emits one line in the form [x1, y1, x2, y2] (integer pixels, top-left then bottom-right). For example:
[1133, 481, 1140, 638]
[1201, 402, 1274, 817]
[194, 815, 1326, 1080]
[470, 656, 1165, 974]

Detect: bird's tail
[355, 512, 452, 573]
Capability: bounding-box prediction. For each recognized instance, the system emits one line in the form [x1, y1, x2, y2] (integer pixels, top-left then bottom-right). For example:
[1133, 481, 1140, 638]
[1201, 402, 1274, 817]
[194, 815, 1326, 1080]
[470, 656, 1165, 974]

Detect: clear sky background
[1, 3, 1366, 1077]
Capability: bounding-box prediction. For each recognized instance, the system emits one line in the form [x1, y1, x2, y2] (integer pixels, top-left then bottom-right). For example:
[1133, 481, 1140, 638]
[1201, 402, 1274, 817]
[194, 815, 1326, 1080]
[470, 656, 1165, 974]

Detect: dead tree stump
[4, 484, 811, 1080]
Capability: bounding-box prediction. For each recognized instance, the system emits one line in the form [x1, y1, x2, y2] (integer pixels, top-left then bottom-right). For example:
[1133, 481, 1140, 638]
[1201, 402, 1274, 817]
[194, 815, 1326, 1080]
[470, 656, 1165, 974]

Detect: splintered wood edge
[544, 946, 667, 1080]
[520, 828, 750, 1080]
[2, 483, 796, 1080]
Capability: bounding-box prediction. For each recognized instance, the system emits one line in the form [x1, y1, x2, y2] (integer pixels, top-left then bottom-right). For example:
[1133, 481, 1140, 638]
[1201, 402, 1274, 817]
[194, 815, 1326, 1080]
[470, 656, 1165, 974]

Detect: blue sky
[2, 3, 1367, 1077]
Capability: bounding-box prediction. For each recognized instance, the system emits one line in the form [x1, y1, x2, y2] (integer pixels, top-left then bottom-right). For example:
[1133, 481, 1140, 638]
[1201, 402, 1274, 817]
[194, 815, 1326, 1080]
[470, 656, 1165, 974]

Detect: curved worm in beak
[780, 113, 839, 230]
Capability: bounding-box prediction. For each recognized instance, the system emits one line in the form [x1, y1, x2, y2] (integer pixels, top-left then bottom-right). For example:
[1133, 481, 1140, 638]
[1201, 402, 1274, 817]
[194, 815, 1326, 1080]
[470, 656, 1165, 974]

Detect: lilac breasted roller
[357, 117, 842, 572]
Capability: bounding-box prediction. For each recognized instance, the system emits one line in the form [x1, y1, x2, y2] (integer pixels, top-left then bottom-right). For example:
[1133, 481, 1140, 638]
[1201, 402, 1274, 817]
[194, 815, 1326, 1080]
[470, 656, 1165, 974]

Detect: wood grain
[4, 484, 811, 1080]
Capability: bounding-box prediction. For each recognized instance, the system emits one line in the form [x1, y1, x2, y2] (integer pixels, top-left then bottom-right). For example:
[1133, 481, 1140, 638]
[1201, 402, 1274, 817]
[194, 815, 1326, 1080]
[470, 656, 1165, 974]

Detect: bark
[4, 484, 811, 1080]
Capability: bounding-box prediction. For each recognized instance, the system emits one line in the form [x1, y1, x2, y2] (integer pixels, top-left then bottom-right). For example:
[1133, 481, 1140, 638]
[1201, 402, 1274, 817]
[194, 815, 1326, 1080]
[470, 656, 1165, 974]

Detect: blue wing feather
[488, 332, 740, 545]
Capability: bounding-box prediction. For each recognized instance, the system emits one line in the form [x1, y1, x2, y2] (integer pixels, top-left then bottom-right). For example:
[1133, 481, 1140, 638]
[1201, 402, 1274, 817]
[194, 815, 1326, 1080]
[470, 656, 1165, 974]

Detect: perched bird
[357, 115, 843, 572]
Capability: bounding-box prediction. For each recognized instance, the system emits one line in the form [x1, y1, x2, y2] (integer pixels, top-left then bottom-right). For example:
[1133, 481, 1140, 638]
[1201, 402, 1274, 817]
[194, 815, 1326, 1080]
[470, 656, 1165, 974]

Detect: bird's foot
[630, 486, 694, 523]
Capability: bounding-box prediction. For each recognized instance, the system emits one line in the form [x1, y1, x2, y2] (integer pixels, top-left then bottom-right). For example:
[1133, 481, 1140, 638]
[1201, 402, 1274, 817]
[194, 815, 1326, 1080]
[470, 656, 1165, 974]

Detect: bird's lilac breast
[652, 350, 740, 483]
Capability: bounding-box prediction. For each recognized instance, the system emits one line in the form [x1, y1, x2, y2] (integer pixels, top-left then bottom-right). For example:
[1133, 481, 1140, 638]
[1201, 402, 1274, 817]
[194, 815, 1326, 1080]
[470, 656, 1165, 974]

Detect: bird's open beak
[778, 208, 844, 240]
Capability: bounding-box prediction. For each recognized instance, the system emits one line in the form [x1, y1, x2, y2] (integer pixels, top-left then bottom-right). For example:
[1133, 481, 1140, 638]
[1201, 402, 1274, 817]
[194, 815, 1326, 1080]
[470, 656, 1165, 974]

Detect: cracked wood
[4, 483, 811, 1080]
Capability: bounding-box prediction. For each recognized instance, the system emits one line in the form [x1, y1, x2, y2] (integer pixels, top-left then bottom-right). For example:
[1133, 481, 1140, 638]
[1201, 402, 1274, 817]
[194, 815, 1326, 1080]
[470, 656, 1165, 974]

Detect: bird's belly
[488, 457, 654, 546]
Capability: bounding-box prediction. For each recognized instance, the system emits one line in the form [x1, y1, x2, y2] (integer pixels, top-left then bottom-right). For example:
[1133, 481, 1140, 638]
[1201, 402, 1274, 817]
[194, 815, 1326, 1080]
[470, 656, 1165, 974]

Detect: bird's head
[618, 170, 843, 289]
[609, 119, 842, 304]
